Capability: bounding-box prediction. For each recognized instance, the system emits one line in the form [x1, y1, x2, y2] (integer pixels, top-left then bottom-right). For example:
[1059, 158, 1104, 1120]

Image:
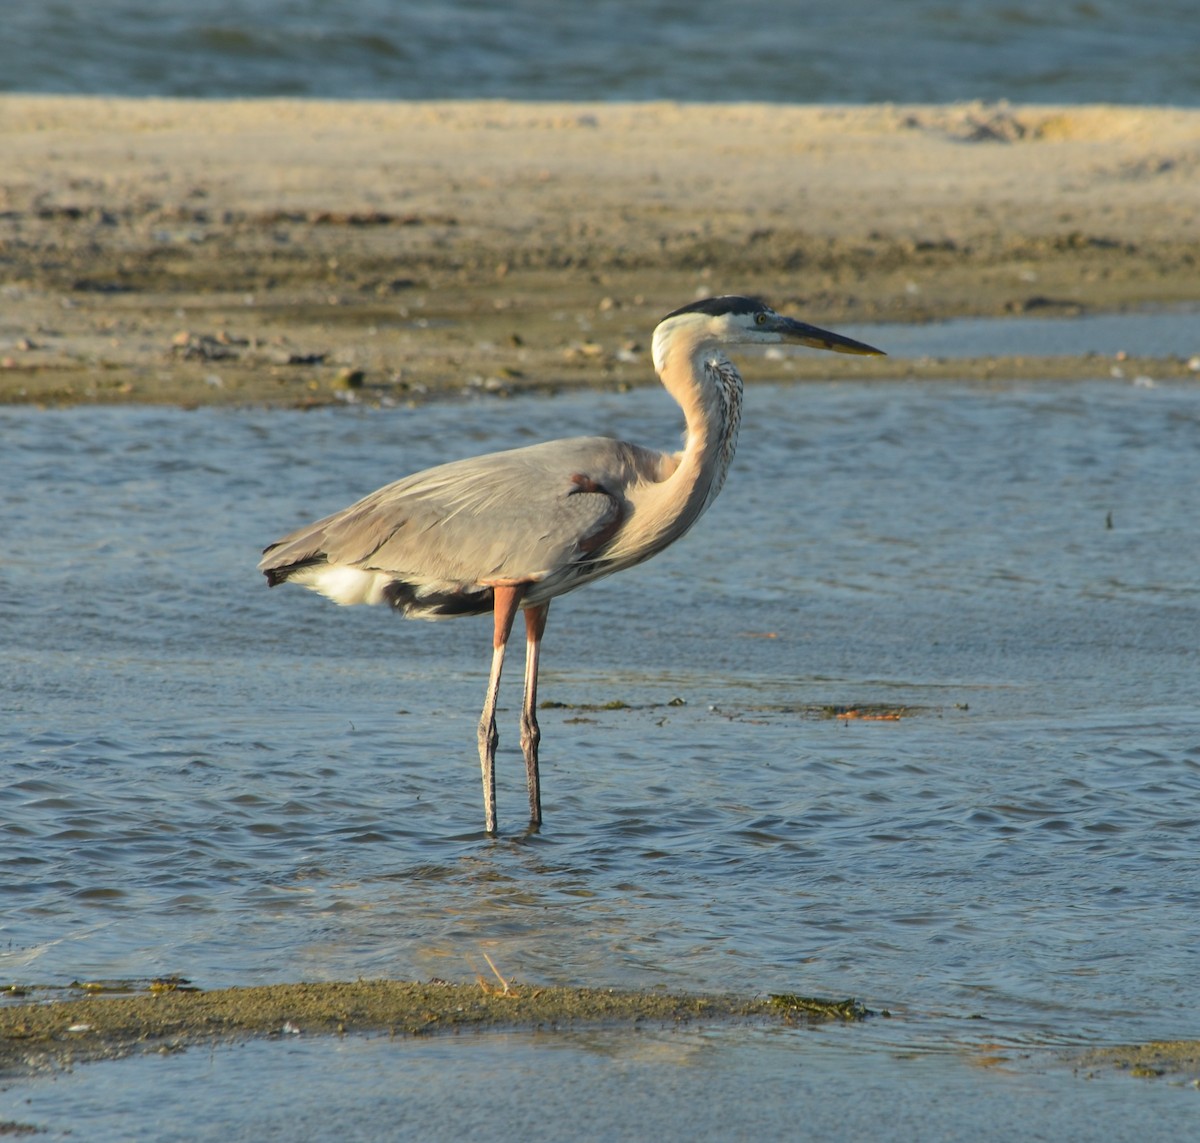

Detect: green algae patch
[0, 981, 872, 1075]
[769, 995, 874, 1022]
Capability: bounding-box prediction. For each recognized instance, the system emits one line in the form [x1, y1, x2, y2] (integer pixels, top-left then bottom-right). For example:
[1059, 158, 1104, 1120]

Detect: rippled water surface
[4, 0, 1199, 104]
[3, 376, 1200, 1132]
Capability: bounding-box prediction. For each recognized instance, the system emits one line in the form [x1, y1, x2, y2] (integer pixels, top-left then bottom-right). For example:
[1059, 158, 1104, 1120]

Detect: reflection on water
[2, 378, 1199, 1058]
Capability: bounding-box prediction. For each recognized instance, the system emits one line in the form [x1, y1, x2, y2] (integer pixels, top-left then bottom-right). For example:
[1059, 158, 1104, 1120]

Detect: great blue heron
[259, 296, 884, 834]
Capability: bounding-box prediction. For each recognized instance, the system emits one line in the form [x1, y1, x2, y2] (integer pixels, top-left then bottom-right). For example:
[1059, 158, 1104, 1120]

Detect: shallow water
[10, 1025, 1199, 1143]
[847, 307, 1200, 362]
[3, 372, 1200, 1130]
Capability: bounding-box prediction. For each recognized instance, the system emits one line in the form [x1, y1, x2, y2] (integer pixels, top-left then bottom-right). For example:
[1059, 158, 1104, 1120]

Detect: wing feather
[260, 436, 669, 595]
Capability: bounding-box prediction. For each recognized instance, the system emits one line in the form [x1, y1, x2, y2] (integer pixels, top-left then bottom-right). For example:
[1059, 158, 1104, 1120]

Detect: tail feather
[260, 545, 327, 587]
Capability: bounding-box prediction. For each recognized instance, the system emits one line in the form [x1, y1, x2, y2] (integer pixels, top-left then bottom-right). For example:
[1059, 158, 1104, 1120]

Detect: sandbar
[2, 96, 1198, 405]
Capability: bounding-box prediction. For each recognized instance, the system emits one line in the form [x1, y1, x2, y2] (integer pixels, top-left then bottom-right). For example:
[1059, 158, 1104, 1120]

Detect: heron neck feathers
[610, 342, 742, 558]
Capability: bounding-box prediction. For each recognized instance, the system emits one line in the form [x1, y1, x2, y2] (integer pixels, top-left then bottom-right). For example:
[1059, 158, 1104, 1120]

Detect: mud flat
[1, 97, 1198, 405]
[4, 979, 1196, 1085]
[0, 981, 871, 1075]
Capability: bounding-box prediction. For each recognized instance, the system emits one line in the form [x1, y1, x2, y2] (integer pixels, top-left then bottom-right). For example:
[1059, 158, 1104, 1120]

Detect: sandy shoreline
[1, 96, 1198, 405]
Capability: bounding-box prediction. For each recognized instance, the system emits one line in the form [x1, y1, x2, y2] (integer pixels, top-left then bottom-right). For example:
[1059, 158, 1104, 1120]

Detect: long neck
[607, 338, 743, 565]
[671, 346, 743, 511]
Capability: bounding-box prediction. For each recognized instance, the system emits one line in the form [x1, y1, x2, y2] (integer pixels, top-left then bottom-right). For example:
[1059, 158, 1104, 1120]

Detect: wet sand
[1079, 1041, 1200, 1081]
[1, 97, 1198, 405]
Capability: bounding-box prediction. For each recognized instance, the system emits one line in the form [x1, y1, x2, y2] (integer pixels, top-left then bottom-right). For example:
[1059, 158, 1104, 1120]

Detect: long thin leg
[478, 585, 525, 835]
[520, 601, 550, 827]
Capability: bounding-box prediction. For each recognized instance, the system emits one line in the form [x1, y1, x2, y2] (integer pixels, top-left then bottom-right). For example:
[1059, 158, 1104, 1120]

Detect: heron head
[653, 295, 884, 371]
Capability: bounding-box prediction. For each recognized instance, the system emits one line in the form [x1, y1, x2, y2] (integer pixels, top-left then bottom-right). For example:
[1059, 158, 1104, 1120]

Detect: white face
[652, 306, 772, 372]
[652, 301, 883, 371]
[698, 308, 786, 346]
[734, 308, 781, 341]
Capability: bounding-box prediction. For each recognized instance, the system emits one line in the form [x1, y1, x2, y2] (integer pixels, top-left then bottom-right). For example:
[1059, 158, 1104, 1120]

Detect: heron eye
[755, 312, 768, 325]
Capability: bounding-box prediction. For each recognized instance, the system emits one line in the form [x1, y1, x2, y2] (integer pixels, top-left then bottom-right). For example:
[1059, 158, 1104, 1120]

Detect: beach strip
[1, 96, 1198, 404]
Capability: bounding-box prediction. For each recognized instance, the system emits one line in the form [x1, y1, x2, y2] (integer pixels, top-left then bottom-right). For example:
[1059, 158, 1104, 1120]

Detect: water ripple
[3, 382, 1200, 1047]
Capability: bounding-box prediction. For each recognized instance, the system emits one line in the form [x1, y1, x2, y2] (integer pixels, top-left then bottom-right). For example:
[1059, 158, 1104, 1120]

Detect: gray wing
[260, 436, 670, 610]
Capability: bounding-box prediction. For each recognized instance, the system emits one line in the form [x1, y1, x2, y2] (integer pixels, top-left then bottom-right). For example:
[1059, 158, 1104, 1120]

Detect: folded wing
[259, 436, 670, 615]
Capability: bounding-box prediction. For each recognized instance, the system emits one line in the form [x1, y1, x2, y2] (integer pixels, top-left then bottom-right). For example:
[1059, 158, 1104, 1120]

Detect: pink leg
[478, 585, 525, 835]
[520, 601, 550, 827]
